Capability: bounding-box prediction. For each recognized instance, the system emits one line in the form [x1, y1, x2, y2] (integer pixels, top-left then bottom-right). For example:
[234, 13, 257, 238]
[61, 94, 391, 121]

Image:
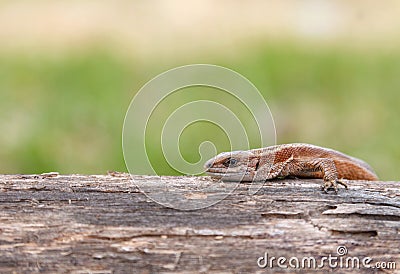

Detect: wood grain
[0, 174, 399, 273]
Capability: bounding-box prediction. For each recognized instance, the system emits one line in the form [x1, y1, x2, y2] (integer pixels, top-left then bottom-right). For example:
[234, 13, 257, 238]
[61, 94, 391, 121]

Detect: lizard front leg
[253, 155, 294, 181]
[280, 158, 348, 193]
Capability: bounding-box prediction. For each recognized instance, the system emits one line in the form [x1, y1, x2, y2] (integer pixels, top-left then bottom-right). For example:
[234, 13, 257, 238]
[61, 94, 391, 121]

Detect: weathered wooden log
[0, 174, 399, 273]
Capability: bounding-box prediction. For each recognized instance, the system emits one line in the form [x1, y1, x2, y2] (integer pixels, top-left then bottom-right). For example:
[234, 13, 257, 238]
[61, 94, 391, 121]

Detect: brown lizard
[204, 143, 378, 193]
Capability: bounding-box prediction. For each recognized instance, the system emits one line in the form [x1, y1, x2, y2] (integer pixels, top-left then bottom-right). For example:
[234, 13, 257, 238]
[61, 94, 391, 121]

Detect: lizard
[203, 143, 378, 193]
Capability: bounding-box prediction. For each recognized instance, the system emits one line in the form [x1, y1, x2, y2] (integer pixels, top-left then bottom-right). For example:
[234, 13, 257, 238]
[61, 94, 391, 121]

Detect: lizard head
[203, 150, 259, 181]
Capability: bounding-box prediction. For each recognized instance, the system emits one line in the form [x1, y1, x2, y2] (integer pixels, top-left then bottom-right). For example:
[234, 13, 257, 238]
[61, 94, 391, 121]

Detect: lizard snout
[204, 159, 214, 170]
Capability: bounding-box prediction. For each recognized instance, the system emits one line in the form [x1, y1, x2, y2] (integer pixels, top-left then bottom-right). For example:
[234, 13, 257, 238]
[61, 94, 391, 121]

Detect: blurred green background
[0, 1, 399, 180]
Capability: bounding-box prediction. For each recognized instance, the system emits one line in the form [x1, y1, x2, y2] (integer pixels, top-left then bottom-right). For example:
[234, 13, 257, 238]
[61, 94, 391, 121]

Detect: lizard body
[204, 143, 378, 192]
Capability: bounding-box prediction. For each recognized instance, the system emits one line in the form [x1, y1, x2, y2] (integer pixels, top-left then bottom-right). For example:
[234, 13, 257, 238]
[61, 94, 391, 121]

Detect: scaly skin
[204, 143, 378, 193]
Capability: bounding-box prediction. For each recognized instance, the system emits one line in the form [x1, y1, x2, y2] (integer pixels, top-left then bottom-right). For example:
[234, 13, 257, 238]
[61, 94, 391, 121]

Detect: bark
[0, 174, 399, 273]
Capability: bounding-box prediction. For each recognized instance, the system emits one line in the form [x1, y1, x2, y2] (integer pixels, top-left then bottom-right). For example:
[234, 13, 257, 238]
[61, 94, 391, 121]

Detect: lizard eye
[223, 158, 237, 168]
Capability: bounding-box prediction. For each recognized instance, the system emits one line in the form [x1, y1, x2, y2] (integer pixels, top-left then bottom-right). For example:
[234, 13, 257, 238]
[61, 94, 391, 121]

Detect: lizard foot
[322, 179, 348, 194]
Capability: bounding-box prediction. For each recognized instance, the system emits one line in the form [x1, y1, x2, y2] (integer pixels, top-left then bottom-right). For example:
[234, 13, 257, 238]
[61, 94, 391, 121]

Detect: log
[0, 174, 399, 273]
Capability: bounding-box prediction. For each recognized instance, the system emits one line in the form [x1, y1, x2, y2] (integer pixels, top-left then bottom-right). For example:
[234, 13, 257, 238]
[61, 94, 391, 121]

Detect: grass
[0, 43, 399, 180]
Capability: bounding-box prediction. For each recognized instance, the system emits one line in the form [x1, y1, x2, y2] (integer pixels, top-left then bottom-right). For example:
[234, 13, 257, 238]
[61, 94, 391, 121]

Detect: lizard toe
[322, 179, 346, 194]
[336, 179, 348, 189]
